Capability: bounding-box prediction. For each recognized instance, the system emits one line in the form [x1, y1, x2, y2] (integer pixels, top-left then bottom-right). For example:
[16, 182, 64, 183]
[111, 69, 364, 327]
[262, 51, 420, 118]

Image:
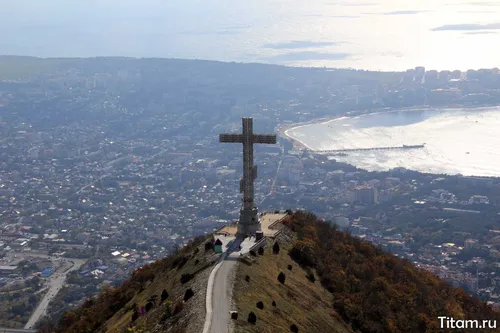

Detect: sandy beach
[276, 114, 348, 150]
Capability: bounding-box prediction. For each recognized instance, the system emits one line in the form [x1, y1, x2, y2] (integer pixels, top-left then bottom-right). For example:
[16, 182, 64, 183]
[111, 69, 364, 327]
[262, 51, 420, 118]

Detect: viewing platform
[215, 212, 288, 238]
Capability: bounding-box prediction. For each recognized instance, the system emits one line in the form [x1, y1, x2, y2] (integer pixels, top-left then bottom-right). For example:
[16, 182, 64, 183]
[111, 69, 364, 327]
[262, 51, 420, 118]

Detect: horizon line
[1, 54, 498, 74]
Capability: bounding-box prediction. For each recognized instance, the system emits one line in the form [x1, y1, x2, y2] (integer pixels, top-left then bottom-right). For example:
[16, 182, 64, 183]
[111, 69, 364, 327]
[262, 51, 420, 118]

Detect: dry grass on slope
[232, 239, 352, 333]
[104, 240, 219, 333]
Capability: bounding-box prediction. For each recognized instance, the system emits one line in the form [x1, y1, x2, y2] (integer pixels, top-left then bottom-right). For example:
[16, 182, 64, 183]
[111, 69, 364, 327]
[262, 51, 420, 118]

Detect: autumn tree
[161, 289, 169, 303]
[180, 273, 194, 284]
[131, 309, 139, 322]
[205, 241, 214, 252]
[278, 272, 286, 284]
[290, 238, 316, 267]
[248, 311, 257, 324]
[184, 288, 194, 301]
[145, 301, 154, 312]
[273, 242, 280, 254]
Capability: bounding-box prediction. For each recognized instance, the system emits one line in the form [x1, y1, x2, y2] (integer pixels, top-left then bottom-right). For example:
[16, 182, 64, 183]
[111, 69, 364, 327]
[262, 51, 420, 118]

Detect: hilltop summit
[41, 211, 500, 333]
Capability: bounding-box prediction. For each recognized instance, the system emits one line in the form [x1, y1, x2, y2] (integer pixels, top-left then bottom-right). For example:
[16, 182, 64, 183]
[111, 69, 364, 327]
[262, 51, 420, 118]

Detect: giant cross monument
[220, 118, 277, 235]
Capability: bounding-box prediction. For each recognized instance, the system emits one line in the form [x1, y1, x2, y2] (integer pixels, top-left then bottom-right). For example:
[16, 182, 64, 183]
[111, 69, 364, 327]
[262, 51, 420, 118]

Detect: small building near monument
[214, 239, 223, 253]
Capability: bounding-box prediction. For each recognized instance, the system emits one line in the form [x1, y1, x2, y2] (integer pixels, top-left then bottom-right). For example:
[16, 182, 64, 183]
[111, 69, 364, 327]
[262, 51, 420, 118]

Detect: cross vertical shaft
[219, 117, 277, 235]
[242, 118, 254, 211]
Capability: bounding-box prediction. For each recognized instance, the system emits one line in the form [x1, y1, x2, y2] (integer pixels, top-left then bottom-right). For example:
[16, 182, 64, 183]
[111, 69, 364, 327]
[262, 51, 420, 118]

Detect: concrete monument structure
[219, 118, 277, 235]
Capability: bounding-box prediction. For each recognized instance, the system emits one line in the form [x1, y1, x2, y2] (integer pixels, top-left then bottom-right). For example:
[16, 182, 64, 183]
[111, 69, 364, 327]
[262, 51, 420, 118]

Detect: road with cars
[24, 258, 86, 329]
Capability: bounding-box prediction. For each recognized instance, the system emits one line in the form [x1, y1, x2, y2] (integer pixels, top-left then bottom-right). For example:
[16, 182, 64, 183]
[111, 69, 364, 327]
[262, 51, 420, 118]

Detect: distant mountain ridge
[39, 211, 500, 333]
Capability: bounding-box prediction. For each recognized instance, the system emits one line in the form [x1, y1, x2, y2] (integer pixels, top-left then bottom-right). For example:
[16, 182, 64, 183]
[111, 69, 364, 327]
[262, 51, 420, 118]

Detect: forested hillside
[285, 211, 500, 332]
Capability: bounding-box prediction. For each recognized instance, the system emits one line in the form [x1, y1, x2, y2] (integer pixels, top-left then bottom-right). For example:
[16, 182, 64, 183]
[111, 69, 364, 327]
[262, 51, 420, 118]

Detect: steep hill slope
[277, 211, 500, 333]
[40, 235, 217, 333]
[232, 236, 352, 333]
[42, 211, 500, 333]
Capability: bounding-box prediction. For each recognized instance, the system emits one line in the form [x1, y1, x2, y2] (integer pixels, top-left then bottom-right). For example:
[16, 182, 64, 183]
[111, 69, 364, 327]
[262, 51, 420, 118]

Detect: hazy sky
[1, 0, 499, 70]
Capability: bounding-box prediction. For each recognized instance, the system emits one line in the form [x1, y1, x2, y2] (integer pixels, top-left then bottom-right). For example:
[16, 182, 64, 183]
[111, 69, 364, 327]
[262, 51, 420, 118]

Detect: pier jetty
[311, 143, 425, 154]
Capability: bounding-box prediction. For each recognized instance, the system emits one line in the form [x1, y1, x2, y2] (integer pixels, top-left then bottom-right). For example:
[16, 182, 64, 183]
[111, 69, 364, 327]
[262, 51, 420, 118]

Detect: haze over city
[1, 1, 500, 332]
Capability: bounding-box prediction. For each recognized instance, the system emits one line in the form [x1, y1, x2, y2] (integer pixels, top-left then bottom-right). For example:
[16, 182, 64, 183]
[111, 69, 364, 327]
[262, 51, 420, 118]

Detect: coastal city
[1, 57, 500, 328]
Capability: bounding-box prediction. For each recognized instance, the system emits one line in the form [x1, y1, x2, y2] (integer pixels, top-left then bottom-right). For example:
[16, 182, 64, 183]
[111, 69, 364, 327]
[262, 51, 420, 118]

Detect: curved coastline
[279, 105, 500, 151]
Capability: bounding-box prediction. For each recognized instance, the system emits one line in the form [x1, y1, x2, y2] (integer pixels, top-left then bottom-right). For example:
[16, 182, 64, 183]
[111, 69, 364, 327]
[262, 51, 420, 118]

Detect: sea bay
[285, 107, 500, 177]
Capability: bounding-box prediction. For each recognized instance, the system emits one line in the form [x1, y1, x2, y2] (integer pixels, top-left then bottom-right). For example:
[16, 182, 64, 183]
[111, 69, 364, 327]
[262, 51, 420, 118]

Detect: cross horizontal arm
[219, 134, 244, 143]
[252, 134, 277, 144]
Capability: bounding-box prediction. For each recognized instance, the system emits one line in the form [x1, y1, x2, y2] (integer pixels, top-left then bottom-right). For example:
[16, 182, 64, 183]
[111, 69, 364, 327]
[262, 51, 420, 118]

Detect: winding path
[203, 237, 255, 333]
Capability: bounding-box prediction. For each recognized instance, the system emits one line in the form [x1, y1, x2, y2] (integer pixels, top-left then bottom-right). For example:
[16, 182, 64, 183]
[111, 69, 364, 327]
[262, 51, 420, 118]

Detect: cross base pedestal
[237, 206, 261, 236]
